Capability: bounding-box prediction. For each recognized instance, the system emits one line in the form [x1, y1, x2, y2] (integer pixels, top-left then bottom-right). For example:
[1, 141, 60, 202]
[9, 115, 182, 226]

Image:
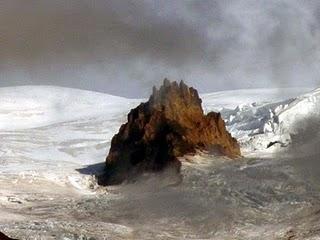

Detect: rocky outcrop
[0, 232, 17, 240]
[98, 79, 240, 185]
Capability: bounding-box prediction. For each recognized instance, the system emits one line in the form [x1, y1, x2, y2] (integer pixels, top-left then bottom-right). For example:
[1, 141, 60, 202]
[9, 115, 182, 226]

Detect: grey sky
[1, 0, 320, 97]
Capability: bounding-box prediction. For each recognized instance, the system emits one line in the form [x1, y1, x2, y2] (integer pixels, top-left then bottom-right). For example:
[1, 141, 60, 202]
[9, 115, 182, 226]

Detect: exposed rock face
[0, 232, 17, 240]
[99, 79, 240, 185]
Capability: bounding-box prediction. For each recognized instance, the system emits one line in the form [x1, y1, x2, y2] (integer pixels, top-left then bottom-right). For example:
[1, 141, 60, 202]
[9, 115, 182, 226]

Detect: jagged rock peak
[99, 79, 241, 185]
[149, 79, 202, 110]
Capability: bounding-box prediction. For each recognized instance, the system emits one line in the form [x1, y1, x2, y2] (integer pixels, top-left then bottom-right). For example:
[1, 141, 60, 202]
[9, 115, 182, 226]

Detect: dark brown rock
[99, 79, 240, 185]
[0, 232, 17, 240]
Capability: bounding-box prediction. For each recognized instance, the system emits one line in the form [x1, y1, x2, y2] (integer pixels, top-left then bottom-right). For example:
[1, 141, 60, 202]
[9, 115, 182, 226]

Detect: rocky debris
[99, 79, 240, 185]
[267, 140, 287, 148]
[0, 232, 17, 240]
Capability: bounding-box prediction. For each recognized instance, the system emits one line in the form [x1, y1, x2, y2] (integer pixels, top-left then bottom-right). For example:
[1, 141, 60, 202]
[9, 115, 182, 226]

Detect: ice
[202, 87, 320, 156]
[0, 86, 313, 182]
[1, 85, 320, 239]
[201, 88, 310, 111]
[0, 85, 141, 130]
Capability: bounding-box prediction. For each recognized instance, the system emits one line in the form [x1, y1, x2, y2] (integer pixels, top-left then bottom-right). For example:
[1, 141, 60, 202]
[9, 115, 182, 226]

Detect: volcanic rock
[0, 232, 17, 240]
[99, 79, 240, 185]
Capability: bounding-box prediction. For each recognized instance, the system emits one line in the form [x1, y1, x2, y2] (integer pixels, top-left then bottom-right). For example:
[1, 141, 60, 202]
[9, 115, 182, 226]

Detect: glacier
[1, 85, 320, 239]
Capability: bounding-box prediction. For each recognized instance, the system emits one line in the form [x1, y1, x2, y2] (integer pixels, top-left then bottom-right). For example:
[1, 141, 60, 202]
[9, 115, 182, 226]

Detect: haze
[1, 0, 320, 97]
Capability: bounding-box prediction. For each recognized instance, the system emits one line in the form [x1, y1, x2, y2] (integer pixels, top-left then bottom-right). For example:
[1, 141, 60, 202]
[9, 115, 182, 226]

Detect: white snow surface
[201, 88, 310, 110]
[1, 85, 320, 239]
[0, 86, 143, 192]
[0, 85, 140, 130]
[202, 87, 316, 155]
[0, 85, 313, 185]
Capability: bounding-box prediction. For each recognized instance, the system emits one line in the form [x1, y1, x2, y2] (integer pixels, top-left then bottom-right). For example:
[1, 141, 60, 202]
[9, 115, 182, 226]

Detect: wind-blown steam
[1, 0, 320, 97]
[286, 116, 320, 188]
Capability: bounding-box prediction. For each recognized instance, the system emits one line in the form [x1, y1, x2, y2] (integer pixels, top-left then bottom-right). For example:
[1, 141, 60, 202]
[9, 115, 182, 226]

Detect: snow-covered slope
[277, 88, 320, 133]
[1, 85, 319, 239]
[201, 87, 313, 154]
[201, 88, 310, 111]
[0, 85, 140, 130]
[0, 86, 143, 191]
[0, 85, 312, 185]
[204, 87, 320, 155]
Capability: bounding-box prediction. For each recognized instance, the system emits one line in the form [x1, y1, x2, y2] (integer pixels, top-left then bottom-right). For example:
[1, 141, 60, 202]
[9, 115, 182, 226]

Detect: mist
[284, 115, 320, 189]
[1, 0, 320, 97]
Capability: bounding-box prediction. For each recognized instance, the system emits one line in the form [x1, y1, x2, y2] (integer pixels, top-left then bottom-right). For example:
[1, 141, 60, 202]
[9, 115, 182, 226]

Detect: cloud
[283, 115, 320, 188]
[1, 0, 320, 97]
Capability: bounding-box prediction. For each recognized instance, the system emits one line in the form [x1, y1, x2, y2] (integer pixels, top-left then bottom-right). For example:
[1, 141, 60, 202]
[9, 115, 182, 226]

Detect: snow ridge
[0, 85, 140, 130]
[202, 87, 320, 155]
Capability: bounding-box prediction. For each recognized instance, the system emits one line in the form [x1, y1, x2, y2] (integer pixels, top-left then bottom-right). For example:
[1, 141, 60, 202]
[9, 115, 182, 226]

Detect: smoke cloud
[285, 115, 320, 189]
[1, 0, 320, 97]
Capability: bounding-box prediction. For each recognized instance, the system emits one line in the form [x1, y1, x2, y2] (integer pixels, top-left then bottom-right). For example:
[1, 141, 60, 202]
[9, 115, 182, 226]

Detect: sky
[1, 0, 320, 97]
